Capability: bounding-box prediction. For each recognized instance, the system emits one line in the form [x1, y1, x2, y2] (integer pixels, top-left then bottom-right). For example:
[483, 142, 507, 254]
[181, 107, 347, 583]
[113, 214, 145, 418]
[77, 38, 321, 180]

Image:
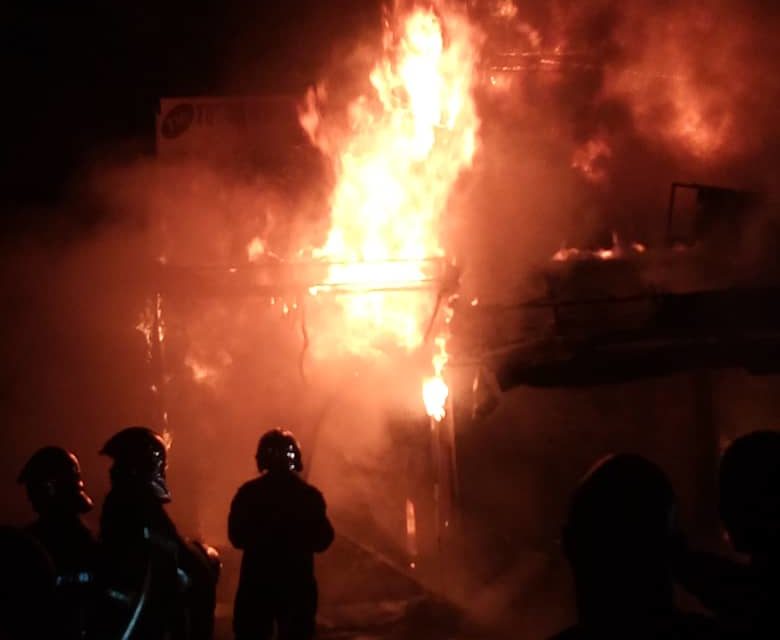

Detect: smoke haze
[1, 0, 780, 635]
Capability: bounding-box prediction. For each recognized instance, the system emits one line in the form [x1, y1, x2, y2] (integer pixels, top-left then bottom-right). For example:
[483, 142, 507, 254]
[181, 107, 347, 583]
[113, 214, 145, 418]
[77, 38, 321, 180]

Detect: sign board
[156, 96, 311, 168]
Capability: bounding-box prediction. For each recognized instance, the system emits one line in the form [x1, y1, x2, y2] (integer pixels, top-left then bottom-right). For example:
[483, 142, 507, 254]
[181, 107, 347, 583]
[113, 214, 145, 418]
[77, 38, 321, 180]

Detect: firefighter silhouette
[0, 524, 55, 639]
[96, 426, 220, 640]
[229, 428, 334, 640]
[677, 430, 780, 638]
[17, 446, 98, 640]
[551, 454, 718, 640]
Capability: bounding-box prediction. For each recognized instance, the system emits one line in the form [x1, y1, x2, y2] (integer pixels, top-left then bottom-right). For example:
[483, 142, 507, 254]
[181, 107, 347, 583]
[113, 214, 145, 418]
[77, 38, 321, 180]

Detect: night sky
[0, 1, 380, 217]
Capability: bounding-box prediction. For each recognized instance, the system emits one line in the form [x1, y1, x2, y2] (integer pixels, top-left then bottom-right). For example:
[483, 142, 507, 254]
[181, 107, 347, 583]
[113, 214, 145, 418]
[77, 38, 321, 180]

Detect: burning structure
[105, 0, 780, 634]
[454, 182, 780, 391]
[147, 2, 483, 629]
[0, 0, 779, 638]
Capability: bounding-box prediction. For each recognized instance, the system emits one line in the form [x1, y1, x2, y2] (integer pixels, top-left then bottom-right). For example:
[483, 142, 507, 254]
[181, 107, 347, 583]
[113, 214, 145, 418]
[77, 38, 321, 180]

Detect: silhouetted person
[676, 431, 780, 637]
[229, 428, 334, 640]
[0, 525, 55, 640]
[97, 426, 220, 640]
[551, 454, 718, 640]
[17, 446, 98, 639]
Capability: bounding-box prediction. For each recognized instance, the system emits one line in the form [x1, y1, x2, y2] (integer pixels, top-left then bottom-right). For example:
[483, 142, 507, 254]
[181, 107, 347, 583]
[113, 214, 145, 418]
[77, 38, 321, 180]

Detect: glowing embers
[553, 232, 646, 263]
[136, 294, 165, 363]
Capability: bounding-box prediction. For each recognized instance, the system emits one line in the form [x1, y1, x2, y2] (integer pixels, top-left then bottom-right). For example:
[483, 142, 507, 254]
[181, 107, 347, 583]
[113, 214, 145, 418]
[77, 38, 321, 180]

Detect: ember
[553, 232, 646, 262]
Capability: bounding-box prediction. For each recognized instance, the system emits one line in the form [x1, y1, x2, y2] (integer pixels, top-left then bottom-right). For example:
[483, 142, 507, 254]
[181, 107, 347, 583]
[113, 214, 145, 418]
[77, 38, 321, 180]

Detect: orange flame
[247, 236, 266, 262]
[300, 2, 480, 418]
[552, 232, 647, 262]
[571, 137, 612, 183]
[423, 334, 449, 421]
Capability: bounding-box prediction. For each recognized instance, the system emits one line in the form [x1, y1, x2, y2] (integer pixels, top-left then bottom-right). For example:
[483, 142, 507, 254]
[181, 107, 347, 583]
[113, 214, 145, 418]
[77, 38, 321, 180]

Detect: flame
[300, 2, 480, 417]
[494, 0, 518, 20]
[571, 137, 612, 183]
[247, 236, 265, 262]
[552, 232, 646, 262]
[136, 295, 165, 363]
[423, 335, 449, 421]
[184, 350, 232, 386]
[185, 355, 216, 384]
[405, 497, 418, 559]
[136, 307, 154, 363]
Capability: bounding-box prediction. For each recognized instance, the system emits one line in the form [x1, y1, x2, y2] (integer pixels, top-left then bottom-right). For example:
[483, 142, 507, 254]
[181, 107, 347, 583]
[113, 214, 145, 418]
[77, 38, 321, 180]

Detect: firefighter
[0, 525, 55, 639]
[229, 428, 334, 640]
[97, 426, 220, 640]
[551, 454, 718, 640]
[676, 430, 780, 638]
[17, 446, 99, 639]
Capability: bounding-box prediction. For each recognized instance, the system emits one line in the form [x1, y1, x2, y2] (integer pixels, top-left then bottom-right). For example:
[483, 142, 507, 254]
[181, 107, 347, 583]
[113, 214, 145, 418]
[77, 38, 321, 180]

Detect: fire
[552, 232, 647, 262]
[185, 355, 216, 384]
[423, 335, 449, 422]
[571, 137, 612, 183]
[300, 2, 480, 418]
[247, 236, 265, 262]
[493, 0, 518, 20]
[136, 308, 154, 363]
[135, 295, 165, 363]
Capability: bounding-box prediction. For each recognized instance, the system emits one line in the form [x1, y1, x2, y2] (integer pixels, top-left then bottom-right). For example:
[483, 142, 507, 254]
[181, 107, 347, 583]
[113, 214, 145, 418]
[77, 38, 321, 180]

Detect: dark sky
[0, 1, 379, 213]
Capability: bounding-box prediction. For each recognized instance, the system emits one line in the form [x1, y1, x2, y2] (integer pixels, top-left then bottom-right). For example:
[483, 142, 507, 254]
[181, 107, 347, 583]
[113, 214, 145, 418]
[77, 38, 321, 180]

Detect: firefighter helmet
[18, 446, 94, 515]
[719, 430, 780, 554]
[100, 426, 171, 502]
[563, 453, 678, 565]
[256, 429, 303, 473]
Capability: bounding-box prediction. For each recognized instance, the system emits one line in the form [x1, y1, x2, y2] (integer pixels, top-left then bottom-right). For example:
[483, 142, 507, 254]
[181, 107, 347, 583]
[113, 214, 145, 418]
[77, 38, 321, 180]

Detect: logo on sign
[161, 104, 195, 139]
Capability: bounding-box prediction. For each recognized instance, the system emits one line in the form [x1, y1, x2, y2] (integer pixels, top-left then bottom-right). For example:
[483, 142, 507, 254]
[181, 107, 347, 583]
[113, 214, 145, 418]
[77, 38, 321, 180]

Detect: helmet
[719, 430, 780, 554]
[256, 429, 303, 473]
[18, 446, 94, 515]
[563, 453, 678, 567]
[100, 426, 171, 502]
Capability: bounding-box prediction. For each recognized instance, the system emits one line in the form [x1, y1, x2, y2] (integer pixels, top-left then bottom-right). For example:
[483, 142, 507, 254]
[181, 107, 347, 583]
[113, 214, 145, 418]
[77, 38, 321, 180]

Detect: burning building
[148, 2, 483, 630]
[4, 0, 777, 637]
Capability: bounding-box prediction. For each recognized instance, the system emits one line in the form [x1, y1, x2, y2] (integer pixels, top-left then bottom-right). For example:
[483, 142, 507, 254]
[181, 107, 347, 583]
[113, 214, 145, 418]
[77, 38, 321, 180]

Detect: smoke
[453, 0, 780, 304]
[1, 0, 779, 636]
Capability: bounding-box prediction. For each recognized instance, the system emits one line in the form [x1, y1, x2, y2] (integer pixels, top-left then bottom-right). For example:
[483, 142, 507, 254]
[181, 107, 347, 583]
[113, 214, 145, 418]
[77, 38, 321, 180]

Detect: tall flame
[423, 334, 449, 421]
[300, 1, 479, 419]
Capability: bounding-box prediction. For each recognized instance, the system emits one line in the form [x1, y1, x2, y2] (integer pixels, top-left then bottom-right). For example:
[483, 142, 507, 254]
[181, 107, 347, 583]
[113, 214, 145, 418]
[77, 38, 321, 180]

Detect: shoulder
[671, 612, 721, 637]
[232, 476, 265, 501]
[3, 523, 42, 549]
[548, 626, 583, 640]
[297, 477, 327, 505]
[23, 519, 43, 539]
[642, 612, 721, 640]
[0, 525, 54, 577]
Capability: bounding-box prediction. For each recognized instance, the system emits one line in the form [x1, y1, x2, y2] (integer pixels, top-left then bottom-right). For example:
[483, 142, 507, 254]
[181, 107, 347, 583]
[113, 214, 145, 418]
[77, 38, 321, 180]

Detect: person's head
[100, 426, 171, 502]
[256, 429, 303, 474]
[563, 454, 679, 612]
[719, 430, 780, 556]
[18, 446, 94, 517]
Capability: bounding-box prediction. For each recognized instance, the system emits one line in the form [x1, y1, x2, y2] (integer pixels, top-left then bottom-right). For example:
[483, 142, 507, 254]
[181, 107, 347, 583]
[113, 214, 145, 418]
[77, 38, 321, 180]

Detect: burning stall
[144, 0, 482, 621]
[134, 0, 780, 632]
